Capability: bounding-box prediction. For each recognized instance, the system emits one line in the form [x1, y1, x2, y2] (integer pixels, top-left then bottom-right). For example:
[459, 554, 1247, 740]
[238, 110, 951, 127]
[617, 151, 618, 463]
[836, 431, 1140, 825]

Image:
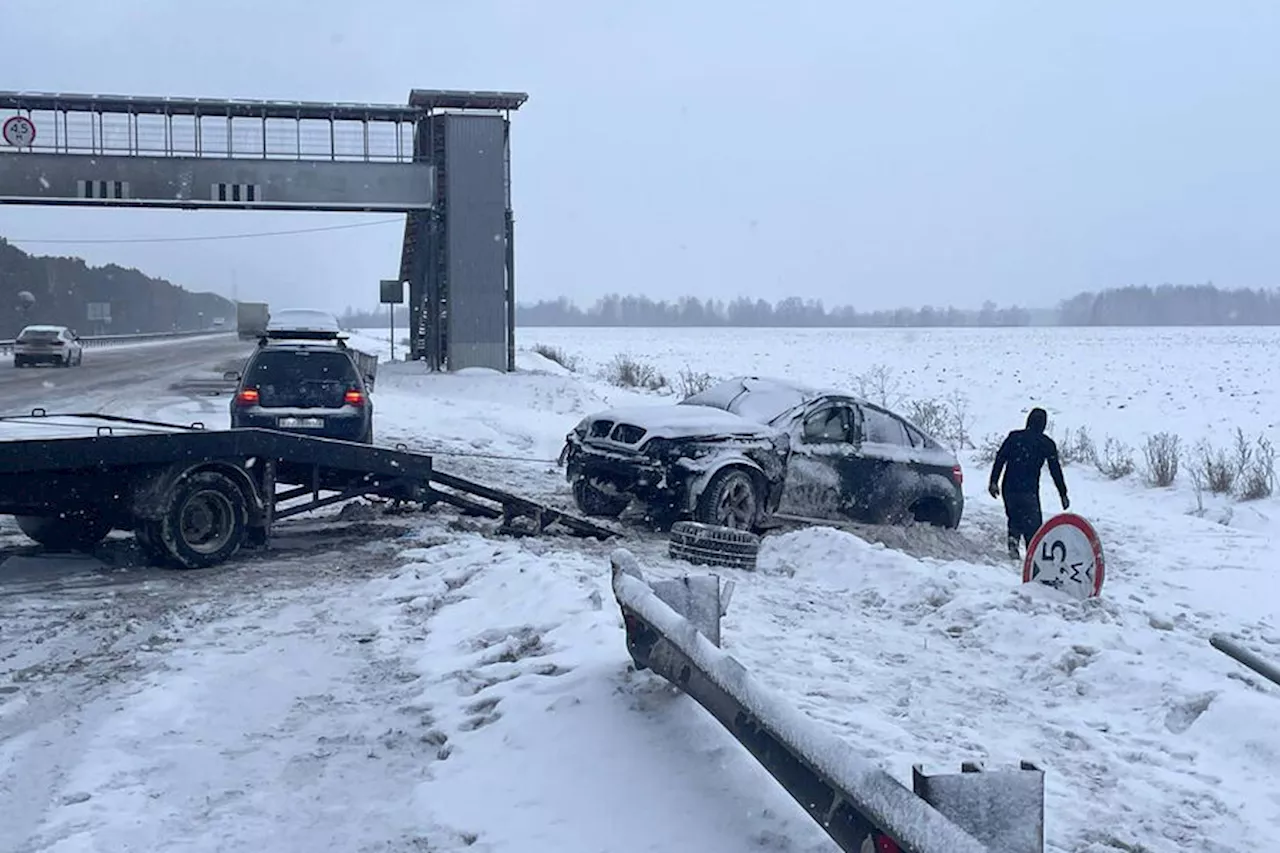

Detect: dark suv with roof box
[227, 311, 376, 444]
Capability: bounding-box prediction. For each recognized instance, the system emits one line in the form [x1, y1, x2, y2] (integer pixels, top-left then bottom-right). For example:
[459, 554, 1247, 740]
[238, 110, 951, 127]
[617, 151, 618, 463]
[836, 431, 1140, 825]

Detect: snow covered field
[2, 325, 1279, 852]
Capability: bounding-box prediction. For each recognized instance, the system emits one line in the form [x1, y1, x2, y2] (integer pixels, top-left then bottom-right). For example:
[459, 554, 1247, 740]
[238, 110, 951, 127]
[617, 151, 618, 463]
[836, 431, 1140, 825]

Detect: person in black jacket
[988, 407, 1069, 560]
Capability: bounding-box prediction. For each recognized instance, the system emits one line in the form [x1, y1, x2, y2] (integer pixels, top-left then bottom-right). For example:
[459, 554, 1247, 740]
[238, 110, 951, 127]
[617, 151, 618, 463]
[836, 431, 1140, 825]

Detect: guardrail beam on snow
[609, 548, 1045, 853]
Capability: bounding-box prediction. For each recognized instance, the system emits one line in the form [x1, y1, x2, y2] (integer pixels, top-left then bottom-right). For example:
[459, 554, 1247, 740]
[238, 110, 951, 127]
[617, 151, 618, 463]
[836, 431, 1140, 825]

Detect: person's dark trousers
[1002, 490, 1043, 557]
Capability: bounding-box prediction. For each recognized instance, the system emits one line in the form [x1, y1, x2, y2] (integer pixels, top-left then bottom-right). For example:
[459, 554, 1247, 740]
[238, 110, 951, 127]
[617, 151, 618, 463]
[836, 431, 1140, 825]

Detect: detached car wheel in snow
[695, 467, 761, 530]
[668, 521, 760, 570]
[572, 477, 630, 518]
[142, 470, 249, 569]
[15, 513, 112, 552]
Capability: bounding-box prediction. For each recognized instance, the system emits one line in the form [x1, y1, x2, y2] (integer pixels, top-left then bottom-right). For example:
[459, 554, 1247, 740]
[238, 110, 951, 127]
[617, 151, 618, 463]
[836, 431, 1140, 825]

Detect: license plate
[278, 417, 324, 428]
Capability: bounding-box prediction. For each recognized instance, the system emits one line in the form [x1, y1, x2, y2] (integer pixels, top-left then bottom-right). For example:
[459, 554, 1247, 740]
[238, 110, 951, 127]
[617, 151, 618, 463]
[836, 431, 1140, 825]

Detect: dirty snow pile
[2, 334, 1279, 853]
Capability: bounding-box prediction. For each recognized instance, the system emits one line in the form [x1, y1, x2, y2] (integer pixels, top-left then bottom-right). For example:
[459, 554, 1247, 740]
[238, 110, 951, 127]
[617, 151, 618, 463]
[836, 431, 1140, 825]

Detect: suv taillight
[235, 388, 260, 406]
[344, 389, 365, 406]
[952, 465, 963, 485]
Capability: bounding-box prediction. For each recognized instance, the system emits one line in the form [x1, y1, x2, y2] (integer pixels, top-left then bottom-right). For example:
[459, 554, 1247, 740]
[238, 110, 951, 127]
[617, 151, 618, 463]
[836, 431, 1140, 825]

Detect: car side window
[802, 405, 854, 443]
[862, 407, 910, 445]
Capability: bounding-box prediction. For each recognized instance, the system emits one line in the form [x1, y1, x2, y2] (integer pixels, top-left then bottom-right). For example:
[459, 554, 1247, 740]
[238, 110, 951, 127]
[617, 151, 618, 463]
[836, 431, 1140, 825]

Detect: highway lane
[0, 333, 256, 419]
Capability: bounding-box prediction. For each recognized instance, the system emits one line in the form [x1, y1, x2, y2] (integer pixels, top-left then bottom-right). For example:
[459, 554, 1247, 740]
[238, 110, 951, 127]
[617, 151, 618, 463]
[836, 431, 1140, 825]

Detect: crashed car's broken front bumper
[561, 438, 682, 505]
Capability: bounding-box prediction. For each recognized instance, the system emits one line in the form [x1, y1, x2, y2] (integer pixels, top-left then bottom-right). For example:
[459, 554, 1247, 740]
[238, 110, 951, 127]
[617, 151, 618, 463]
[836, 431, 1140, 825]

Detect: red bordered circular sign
[1022, 512, 1105, 600]
[3, 115, 36, 148]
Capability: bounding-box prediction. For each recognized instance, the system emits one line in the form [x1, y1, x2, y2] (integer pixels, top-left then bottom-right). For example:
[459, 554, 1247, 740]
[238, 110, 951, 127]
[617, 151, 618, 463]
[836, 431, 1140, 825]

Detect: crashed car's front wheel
[572, 477, 630, 518]
[695, 467, 760, 531]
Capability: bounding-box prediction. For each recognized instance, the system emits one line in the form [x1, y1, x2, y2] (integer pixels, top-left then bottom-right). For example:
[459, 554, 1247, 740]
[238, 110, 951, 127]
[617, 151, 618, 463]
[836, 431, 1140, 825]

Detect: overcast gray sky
[3, 0, 1279, 314]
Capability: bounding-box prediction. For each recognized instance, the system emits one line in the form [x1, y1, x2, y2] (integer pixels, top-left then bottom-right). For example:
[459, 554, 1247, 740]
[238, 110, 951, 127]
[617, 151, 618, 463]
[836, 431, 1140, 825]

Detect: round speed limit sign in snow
[1022, 513, 1105, 600]
[3, 116, 36, 148]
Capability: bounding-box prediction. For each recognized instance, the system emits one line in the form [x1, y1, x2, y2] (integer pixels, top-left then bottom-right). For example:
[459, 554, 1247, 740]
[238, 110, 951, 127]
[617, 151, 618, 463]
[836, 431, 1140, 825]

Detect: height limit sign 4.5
[2, 116, 36, 148]
[1022, 513, 1106, 600]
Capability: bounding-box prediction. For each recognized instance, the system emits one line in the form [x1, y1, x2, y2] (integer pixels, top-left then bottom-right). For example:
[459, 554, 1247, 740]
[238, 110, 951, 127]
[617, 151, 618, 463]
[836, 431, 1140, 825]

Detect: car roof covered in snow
[18, 324, 69, 333]
[266, 308, 341, 334]
[680, 376, 857, 425]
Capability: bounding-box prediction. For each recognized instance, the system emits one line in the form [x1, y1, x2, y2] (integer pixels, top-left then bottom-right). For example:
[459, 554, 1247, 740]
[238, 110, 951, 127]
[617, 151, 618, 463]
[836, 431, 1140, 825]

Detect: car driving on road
[12, 325, 84, 368]
[561, 376, 964, 531]
[227, 310, 376, 444]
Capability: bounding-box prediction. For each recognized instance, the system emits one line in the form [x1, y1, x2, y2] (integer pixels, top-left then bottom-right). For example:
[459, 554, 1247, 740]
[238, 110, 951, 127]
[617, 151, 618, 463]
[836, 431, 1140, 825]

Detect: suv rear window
[246, 349, 359, 408]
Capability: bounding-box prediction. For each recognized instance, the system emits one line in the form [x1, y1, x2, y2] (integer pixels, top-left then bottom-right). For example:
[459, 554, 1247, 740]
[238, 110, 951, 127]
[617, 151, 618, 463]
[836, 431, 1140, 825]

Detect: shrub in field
[1233, 429, 1276, 501]
[904, 398, 951, 445]
[944, 390, 975, 450]
[1141, 432, 1181, 487]
[1191, 439, 1237, 495]
[1095, 437, 1136, 479]
[852, 363, 905, 409]
[675, 367, 716, 399]
[975, 432, 1005, 463]
[1056, 425, 1097, 467]
[531, 343, 579, 371]
[606, 353, 667, 391]
[905, 393, 976, 452]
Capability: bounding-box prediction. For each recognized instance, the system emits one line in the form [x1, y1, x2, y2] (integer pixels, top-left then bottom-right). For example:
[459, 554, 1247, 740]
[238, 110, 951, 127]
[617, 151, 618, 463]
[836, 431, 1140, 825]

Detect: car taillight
[344, 389, 365, 406]
[235, 388, 260, 406]
[952, 465, 963, 485]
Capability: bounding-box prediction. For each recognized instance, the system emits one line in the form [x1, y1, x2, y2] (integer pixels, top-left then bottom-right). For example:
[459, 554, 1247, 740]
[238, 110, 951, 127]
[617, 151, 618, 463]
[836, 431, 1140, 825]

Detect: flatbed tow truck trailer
[0, 412, 619, 569]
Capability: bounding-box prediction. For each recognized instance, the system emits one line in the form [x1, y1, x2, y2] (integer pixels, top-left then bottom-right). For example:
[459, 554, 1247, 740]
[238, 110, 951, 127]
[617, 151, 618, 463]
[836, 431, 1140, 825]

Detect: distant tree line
[516, 295, 1035, 327]
[1056, 284, 1280, 325]
[514, 284, 1280, 327]
[0, 239, 234, 338]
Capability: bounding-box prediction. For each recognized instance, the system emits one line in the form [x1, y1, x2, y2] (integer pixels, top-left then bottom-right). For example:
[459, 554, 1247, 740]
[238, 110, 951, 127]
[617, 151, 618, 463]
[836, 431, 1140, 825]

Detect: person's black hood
[1025, 407, 1048, 433]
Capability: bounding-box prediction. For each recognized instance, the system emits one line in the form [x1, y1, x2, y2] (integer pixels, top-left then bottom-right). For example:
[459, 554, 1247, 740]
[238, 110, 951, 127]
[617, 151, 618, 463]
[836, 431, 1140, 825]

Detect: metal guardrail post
[1211, 633, 1280, 687]
[609, 548, 1045, 853]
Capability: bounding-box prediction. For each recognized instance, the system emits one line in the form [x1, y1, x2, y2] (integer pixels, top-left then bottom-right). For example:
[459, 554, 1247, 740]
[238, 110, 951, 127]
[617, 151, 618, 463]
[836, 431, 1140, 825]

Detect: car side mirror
[223, 370, 241, 382]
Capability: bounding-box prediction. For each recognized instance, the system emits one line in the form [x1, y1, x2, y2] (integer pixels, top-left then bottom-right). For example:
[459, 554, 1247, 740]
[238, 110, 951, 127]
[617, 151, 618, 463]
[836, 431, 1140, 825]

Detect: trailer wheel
[145, 471, 248, 569]
[15, 513, 112, 552]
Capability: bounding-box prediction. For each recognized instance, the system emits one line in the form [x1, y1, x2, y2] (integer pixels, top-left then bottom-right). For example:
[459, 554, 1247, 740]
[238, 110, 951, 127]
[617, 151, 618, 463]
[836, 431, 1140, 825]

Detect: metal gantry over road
[0, 88, 529, 371]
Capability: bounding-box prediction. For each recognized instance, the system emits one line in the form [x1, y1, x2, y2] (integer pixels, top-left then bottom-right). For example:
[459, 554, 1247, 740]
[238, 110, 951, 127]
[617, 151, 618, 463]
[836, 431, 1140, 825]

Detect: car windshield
[247, 349, 358, 408]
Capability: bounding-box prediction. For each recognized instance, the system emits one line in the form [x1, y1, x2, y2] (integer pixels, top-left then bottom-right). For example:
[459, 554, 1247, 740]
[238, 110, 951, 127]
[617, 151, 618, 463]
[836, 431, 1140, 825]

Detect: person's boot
[1007, 536, 1021, 561]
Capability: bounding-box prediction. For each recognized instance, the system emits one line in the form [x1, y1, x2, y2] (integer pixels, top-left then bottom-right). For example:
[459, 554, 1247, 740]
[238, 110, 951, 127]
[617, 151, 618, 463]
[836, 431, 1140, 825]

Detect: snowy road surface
[2, 332, 1279, 852]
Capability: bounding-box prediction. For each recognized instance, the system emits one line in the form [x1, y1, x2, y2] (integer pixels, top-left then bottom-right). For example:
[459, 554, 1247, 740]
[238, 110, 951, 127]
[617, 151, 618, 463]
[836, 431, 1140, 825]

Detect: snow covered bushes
[902, 393, 975, 452]
[975, 432, 1003, 463]
[851, 363, 903, 408]
[675, 367, 717, 399]
[1190, 429, 1276, 500]
[531, 343, 580, 371]
[606, 353, 668, 391]
[1095, 437, 1136, 479]
[1141, 432, 1181, 487]
[1055, 425, 1097, 466]
[1238, 436, 1277, 500]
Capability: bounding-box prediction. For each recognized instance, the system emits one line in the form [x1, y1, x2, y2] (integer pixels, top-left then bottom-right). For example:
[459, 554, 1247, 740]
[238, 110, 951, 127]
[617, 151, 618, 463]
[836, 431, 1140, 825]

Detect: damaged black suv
[560, 376, 964, 531]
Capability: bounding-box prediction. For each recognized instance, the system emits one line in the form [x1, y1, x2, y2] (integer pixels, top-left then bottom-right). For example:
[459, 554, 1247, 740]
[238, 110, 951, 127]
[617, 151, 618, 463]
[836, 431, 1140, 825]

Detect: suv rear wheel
[695, 467, 760, 530]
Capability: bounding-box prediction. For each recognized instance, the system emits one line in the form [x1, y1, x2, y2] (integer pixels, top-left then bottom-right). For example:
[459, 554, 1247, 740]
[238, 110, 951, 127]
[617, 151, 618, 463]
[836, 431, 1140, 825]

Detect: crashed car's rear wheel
[572, 477, 630, 518]
[695, 467, 760, 530]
